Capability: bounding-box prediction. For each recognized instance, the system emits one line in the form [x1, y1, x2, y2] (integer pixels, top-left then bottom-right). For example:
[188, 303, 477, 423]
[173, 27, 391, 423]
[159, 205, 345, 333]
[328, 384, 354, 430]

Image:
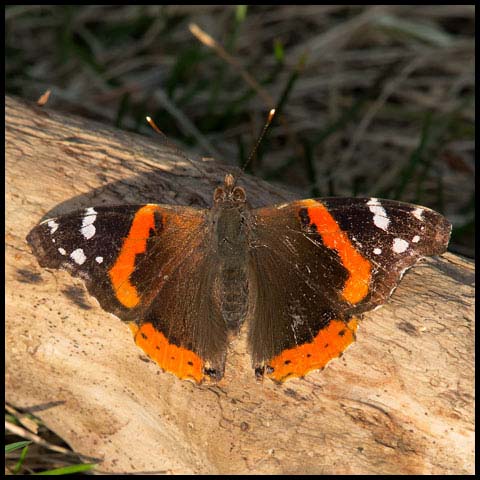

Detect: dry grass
[5, 4, 474, 474]
[6, 5, 475, 252]
[5, 404, 96, 475]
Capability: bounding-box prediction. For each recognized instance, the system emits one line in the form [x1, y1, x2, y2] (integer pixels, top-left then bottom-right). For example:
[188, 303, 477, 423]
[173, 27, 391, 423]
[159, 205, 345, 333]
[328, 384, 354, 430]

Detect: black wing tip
[427, 212, 452, 255]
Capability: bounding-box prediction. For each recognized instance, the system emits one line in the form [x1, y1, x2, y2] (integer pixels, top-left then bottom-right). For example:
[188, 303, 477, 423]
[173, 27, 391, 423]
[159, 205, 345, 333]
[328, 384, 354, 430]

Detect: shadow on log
[6, 95, 474, 474]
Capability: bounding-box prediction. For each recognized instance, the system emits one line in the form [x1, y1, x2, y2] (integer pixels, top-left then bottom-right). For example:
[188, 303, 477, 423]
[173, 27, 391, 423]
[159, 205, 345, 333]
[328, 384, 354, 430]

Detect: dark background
[6, 5, 474, 257]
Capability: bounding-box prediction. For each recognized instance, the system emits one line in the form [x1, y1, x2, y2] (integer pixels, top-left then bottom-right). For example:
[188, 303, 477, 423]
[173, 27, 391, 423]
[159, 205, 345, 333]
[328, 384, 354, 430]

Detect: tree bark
[6, 95, 474, 474]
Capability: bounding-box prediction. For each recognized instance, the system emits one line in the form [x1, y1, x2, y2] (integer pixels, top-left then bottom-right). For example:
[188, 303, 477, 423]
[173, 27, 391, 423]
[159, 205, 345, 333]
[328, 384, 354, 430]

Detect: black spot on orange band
[265, 318, 358, 383]
[129, 323, 204, 383]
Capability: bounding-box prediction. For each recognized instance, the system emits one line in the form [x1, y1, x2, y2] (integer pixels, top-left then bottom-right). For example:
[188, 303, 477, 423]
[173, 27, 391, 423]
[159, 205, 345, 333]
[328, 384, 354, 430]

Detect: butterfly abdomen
[218, 262, 249, 331]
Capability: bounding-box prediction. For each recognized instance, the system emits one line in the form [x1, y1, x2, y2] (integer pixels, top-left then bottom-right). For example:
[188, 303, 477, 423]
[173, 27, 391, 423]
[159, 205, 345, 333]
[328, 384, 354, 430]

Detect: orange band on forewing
[109, 205, 162, 308]
[266, 318, 358, 382]
[305, 200, 371, 304]
[129, 323, 204, 383]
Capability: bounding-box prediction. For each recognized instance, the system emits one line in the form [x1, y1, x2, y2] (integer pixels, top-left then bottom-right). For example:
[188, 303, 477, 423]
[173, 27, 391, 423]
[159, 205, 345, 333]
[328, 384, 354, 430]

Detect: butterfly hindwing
[248, 197, 451, 381]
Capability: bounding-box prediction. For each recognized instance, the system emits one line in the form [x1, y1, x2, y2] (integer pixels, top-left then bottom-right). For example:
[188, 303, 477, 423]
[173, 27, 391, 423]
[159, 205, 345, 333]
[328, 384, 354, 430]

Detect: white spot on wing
[412, 207, 424, 221]
[373, 247, 382, 255]
[392, 238, 409, 254]
[80, 207, 97, 240]
[95, 256, 103, 264]
[47, 220, 59, 234]
[70, 248, 86, 265]
[58, 247, 66, 255]
[367, 198, 390, 231]
[412, 235, 420, 243]
[81, 224, 96, 240]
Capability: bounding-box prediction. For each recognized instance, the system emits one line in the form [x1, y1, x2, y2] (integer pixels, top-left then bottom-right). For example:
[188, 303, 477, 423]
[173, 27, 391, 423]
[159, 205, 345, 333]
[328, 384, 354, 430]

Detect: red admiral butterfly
[27, 172, 451, 383]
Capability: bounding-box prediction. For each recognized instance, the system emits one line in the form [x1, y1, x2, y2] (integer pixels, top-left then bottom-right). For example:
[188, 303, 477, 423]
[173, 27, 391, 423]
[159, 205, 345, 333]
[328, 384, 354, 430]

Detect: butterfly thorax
[212, 174, 249, 332]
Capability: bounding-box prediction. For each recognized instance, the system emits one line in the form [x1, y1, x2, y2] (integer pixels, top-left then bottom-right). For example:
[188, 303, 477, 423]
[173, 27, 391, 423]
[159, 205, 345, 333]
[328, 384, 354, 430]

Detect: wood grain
[6, 95, 474, 474]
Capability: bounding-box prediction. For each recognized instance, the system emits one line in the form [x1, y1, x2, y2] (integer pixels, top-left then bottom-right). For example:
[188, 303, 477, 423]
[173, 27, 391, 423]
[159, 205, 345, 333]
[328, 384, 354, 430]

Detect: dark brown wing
[247, 197, 451, 382]
[27, 204, 227, 383]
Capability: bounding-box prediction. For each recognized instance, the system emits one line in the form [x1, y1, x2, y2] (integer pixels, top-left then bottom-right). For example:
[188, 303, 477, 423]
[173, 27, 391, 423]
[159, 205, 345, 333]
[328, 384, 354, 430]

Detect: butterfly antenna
[146, 115, 164, 136]
[237, 109, 276, 183]
[37, 89, 51, 106]
[145, 116, 205, 178]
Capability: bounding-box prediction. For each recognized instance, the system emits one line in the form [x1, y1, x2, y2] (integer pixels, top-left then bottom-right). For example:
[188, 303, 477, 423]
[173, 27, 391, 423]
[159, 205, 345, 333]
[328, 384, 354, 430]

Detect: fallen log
[6, 95, 474, 474]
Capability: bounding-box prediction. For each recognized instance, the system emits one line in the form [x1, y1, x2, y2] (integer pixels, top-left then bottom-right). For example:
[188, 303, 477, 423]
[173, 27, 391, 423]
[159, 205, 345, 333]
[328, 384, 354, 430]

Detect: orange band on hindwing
[129, 323, 204, 383]
[266, 318, 358, 382]
[109, 205, 162, 308]
[303, 200, 371, 304]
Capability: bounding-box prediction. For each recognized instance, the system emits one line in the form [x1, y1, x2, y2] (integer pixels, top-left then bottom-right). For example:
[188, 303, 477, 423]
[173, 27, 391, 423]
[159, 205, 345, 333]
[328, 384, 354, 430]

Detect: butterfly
[27, 172, 451, 383]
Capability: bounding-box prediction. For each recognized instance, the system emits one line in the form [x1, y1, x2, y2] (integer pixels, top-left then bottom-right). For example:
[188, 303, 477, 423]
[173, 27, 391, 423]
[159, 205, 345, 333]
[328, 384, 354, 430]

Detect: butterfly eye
[213, 187, 225, 203]
[232, 187, 246, 202]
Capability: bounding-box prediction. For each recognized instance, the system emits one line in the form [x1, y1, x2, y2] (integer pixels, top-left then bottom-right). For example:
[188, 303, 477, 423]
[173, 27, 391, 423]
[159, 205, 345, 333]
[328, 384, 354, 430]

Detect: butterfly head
[213, 174, 246, 207]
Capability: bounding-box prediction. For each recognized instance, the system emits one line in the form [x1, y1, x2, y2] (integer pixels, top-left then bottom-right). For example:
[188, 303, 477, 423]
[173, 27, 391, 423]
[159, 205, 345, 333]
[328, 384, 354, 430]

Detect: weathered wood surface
[6, 95, 474, 474]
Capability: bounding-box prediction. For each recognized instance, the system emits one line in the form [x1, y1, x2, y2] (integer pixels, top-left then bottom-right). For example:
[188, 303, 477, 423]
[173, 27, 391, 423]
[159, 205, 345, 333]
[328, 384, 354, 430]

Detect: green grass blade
[273, 39, 284, 63]
[375, 14, 453, 47]
[390, 111, 432, 200]
[5, 440, 32, 453]
[273, 53, 306, 121]
[235, 5, 248, 23]
[13, 444, 30, 474]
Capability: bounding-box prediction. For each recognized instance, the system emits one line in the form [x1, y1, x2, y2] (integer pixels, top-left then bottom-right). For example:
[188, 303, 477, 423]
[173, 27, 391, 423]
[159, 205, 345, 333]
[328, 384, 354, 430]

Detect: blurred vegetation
[5, 5, 474, 257]
[5, 404, 96, 475]
[5, 5, 474, 473]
